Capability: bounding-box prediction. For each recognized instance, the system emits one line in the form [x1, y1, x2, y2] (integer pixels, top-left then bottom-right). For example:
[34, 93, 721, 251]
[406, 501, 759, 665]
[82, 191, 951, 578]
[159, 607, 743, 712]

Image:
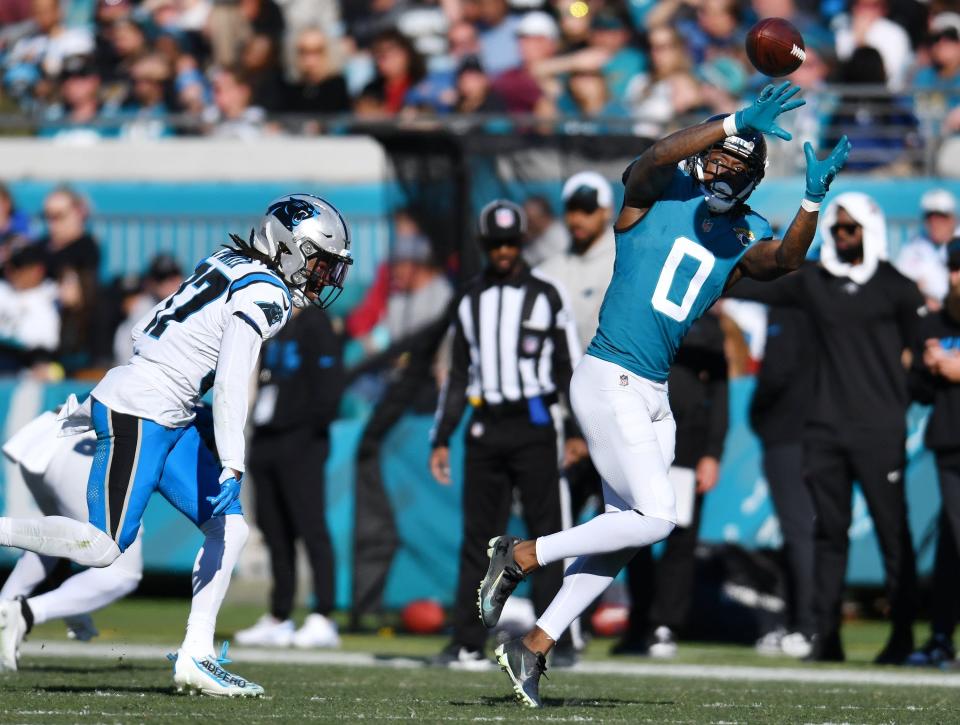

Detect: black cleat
[477, 536, 525, 629]
[803, 630, 845, 663]
[495, 638, 547, 708]
[874, 628, 914, 666]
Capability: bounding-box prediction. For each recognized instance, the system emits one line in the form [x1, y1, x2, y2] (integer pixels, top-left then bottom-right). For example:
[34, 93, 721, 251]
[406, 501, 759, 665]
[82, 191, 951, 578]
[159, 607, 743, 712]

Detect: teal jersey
[587, 167, 773, 382]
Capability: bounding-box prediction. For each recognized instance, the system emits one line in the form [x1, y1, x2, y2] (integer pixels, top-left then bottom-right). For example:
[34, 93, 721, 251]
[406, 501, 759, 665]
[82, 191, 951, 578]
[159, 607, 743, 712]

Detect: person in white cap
[537, 171, 616, 355]
[491, 11, 559, 114]
[895, 189, 958, 309]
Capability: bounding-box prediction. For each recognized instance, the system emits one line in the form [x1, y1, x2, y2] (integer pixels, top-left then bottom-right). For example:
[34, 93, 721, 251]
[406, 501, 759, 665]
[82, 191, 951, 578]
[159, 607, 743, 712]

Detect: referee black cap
[478, 199, 526, 246]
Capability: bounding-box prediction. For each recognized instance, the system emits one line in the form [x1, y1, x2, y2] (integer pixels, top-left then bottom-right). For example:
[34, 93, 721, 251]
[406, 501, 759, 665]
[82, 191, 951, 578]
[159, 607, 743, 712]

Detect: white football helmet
[247, 194, 353, 308]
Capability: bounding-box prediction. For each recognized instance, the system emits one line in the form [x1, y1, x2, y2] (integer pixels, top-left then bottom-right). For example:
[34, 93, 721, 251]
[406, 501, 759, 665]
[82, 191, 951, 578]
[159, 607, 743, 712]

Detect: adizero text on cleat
[495, 638, 547, 708]
[171, 642, 264, 697]
[478, 536, 524, 629]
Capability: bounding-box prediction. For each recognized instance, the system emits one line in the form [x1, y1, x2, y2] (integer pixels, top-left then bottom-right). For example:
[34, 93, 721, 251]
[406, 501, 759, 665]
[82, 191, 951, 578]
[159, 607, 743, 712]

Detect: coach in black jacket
[906, 239, 960, 665]
[732, 192, 924, 664]
[429, 200, 581, 667]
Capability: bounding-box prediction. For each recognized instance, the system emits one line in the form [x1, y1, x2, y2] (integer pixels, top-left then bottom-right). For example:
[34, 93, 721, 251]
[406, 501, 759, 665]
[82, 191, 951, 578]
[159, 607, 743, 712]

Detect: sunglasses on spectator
[297, 44, 326, 55]
[830, 222, 861, 235]
[44, 209, 71, 222]
[931, 28, 960, 44]
[61, 67, 96, 80]
[481, 237, 522, 250]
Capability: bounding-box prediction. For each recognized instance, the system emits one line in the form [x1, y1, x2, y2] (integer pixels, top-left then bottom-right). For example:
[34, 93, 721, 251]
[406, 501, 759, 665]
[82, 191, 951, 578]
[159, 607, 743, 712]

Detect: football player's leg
[0, 552, 57, 600]
[0, 515, 120, 568]
[164, 431, 260, 696]
[25, 531, 143, 627]
[533, 362, 676, 568]
[160, 426, 248, 656]
[184, 514, 249, 656]
[88, 401, 176, 554]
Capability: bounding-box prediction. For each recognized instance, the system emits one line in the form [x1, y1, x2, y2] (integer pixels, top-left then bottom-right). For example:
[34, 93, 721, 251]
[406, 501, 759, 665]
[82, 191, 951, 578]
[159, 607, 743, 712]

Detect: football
[400, 599, 445, 634]
[591, 602, 630, 637]
[745, 18, 806, 77]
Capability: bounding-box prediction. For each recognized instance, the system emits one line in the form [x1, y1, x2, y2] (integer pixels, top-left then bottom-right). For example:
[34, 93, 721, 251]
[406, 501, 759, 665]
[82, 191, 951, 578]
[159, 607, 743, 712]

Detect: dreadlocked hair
[225, 229, 280, 271]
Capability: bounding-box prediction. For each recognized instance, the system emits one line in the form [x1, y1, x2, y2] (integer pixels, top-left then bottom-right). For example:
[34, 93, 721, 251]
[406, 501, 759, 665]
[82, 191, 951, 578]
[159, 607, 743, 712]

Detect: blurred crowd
[0, 181, 188, 379]
[0, 0, 958, 170]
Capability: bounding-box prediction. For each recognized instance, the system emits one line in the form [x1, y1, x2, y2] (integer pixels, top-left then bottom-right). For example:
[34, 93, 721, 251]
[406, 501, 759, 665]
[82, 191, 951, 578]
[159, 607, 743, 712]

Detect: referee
[429, 199, 581, 668]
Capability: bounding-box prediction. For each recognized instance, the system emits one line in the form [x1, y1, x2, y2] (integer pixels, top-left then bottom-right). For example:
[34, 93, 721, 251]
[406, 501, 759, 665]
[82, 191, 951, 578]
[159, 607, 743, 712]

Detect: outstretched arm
[619, 82, 805, 230]
[728, 136, 852, 287]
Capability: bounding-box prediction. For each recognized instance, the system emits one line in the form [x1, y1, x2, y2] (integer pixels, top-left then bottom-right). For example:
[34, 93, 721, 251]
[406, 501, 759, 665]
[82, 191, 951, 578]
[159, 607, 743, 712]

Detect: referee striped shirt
[431, 263, 581, 447]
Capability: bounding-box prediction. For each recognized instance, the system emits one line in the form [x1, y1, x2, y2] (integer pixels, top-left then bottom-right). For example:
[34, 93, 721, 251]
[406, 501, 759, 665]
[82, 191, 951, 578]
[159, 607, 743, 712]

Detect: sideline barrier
[0, 379, 939, 607]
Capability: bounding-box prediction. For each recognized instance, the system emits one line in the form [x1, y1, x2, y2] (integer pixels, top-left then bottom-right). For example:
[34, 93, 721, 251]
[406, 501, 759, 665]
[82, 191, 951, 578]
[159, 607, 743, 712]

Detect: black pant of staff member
[429, 199, 583, 668]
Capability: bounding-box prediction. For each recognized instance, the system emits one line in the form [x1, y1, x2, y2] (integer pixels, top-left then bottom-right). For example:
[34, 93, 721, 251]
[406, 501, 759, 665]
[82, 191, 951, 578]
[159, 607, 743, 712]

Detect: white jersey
[92, 248, 292, 471]
[0, 279, 60, 352]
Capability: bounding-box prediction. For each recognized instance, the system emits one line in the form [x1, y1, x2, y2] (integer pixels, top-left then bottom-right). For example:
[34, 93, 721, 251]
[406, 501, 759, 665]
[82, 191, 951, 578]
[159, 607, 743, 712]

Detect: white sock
[0, 551, 57, 600]
[536, 549, 639, 641]
[0, 516, 120, 568]
[535, 511, 674, 567]
[181, 515, 249, 656]
[27, 536, 143, 625]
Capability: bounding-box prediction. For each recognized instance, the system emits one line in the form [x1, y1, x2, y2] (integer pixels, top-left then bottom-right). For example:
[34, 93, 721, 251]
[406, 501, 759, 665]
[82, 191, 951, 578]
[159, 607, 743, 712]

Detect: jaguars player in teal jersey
[477, 81, 852, 707]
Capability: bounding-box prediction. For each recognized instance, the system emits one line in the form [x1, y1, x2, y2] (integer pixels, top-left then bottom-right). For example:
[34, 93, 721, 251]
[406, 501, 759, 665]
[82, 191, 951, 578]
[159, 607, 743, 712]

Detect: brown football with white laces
[745, 18, 806, 77]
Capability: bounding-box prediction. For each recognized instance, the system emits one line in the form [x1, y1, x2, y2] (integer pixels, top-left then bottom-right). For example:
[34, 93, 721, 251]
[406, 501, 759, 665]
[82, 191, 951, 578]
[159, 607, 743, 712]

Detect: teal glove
[803, 136, 852, 203]
[734, 81, 805, 141]
[207, 470, 243, 516]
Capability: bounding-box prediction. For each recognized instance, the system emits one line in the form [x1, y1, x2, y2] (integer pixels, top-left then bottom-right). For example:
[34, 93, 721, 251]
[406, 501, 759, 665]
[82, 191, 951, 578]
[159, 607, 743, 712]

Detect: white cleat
[234, 614, 295, 647]
[0, 599, 28, 672]
[65, 614, 99, 642]
[755, 627, 786, 656]
[648, 626, 678, 659]
[780, 631, 813, 659]
[291, 613, 340, 649]
[171, 643, 264, 698]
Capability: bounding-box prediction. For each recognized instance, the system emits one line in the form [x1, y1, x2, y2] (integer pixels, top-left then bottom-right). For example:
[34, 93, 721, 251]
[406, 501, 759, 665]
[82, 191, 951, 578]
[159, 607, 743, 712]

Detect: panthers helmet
[250, 194, 353, 309]
[688, 115, 767, 214]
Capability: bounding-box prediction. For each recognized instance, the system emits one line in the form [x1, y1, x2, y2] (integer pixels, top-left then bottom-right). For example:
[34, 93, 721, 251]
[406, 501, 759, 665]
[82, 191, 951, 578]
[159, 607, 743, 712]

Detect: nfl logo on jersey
[619, 374, 628, 386]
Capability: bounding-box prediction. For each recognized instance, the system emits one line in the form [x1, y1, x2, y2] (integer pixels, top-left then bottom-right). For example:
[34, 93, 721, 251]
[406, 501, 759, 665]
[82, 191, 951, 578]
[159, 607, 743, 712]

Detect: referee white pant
[534, 354, 677, 641]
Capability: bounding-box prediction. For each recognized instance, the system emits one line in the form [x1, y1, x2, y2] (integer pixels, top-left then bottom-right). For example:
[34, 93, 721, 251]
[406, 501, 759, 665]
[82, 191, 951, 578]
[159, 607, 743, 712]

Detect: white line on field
[20, 641, 960, 689]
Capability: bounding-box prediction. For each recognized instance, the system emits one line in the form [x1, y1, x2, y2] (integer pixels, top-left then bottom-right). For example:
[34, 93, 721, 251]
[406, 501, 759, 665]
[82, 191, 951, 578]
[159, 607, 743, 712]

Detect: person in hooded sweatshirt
[731, 191, 925, 665]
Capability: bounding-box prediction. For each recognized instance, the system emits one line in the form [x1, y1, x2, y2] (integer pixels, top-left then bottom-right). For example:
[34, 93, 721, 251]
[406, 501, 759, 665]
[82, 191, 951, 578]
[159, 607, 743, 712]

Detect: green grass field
[2, 598, 959, 723]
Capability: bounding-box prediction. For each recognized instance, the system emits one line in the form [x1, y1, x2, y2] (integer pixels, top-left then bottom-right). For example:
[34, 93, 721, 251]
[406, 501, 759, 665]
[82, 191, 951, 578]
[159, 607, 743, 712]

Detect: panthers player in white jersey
[0, 194, 353, 696]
